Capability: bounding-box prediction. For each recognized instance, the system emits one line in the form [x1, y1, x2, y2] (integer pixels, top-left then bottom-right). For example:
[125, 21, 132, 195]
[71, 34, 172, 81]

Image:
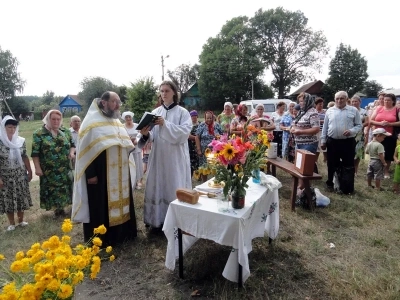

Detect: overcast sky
[1, 0, 399, 96]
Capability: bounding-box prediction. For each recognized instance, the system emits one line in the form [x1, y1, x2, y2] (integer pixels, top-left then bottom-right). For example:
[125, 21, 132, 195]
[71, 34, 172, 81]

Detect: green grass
[18, 119, 71, 157]
[1, 154, 400, 299]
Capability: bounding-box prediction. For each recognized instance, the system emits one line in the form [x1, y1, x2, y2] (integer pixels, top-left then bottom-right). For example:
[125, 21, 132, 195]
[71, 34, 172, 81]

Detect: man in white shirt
[69, 115, 81, 145]
[321, 91, 362, 192]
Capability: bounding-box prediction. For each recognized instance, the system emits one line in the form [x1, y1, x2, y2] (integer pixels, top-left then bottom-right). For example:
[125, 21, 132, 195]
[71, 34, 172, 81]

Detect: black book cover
[136, 112, 159, 130]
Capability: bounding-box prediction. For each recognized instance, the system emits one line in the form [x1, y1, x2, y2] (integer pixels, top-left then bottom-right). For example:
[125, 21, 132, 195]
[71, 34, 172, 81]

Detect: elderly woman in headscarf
[0, 116, 33, 231]
[122, 111, 143, 189]
[217, 101, 235, 133]
[32, 110, 75, 217]
[280, 101, 297, 162]
[195, 111, 223, 182]
[250, 104, 276, 131]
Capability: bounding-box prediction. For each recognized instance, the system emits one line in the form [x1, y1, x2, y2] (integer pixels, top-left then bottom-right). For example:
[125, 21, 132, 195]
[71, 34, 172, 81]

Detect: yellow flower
[15, 251, 25, 260]
[53, 256, 67, 269]
[40, 273, 53, 283]
[92, 237, 102, 247]
[106, 246, 112, 253]
[110, 255, 115, 262]
[221, 143, 238, 161]
[61, 235, 71, 244]
[45, 250, 56, 260]
[47, 279, 60, 291]
[0, 254, 5, 260]
[56, 268, 70, 279]
[10, 260, 23, 272]
[193, 170, 200, 180]
[93, 225, 107, 235]
[72, 271, 84, 284]
[20, 283, 35, 299]
[61, 219, 73, 233]
[204, 148, 211, 156]
[57, 284, 73, 299]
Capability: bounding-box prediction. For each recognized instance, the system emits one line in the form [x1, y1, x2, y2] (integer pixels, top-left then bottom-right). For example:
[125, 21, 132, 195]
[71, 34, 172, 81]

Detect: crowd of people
[1, 83, 399, 245]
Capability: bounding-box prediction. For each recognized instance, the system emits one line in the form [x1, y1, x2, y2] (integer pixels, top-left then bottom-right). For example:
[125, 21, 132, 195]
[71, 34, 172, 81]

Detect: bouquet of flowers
[0, 220, 114, 300]
[206, 123, 272, 204]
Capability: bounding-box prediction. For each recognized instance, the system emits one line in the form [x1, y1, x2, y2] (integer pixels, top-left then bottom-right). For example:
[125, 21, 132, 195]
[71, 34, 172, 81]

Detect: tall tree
[0, 46, 25, 99]
[41, 90, 55, 105]
[325, 43, 368, 97]
[166, 64, 199, 96]
[126, 77, 157, 121]
[362, 80, 383, 98]
[78, 77, 118, 109]
[8, 96, 30, 114]
[250, 7, 329, 98]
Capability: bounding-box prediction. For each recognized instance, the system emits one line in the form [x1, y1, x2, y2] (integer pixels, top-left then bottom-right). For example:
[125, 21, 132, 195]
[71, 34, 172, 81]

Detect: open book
[136, 112, 160, 130]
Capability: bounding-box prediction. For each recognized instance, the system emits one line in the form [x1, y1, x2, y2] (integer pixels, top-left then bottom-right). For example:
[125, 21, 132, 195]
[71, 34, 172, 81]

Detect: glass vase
[252, 168, 261, 184]
[217, 194, 230, 212]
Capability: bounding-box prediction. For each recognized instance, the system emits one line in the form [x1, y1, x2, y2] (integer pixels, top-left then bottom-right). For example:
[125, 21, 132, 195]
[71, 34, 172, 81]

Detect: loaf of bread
[176, 188, 199, 204]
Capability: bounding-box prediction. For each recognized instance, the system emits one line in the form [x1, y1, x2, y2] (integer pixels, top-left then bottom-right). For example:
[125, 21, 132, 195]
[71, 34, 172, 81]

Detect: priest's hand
[87, 176, 98, 184]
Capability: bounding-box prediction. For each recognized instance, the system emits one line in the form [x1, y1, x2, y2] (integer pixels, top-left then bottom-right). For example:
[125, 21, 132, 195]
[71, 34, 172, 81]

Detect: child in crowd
[393, 134, 400, 194]
[365, 128, 391, 191]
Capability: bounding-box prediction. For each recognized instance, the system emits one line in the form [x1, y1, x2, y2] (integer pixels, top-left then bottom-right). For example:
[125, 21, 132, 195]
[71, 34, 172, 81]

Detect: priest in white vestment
[72, 92, 137, 246]
[138, 81, 192, 229]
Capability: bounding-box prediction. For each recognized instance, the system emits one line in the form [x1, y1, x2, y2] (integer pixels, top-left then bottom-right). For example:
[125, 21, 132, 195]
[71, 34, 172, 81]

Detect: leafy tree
[41, 90, 55, 105]
[126, 77, 157, 121]
[250, 7, 329, 99]
[362, 80, 383, 98]
[325, 43, 368, 97]
[166, 64, 199, 97]
[198, 16, 266, 110]
[78, 77, 118, 109]
[7, 96, 30, 114]
[0, 46, 25, 99]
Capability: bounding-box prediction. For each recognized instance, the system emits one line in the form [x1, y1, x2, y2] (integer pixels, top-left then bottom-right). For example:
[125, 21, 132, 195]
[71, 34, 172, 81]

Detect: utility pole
[251, 80, 254, 99]
[161, 54, 169, 81]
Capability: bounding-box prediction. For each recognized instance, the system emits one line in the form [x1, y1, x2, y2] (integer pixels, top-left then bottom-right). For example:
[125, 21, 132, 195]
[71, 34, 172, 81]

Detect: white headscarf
[121, 111, 134, 120]
[0, 116, 25, 168]
[42, 109, 63, 137]
[224, 102, 233, 109]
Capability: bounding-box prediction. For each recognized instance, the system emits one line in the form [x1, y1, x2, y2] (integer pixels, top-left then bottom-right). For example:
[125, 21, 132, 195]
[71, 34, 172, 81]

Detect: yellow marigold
[0, 254, 5, 260]
[109, 255, 116, 262]
[39, 273, 53, 283]
[34, 282, 46, 298]
[92, 237, 102, 247]
[53, 256, 67, 269]
[41, 241, 50, 250]
[20, 258, 31, 273]
[61, 219, 73, 233]
[2, 282, 16, 293]
[46, 250, 56, 260]
[47, 279, 60, 291]
[92, 256, 101, 265]
[92, 245, 100, 255]
[30, 250, 45, 264]
[15, 251, 25, 260]
[20, 283, 35, 299]
[57, 284, 73, 299]
[10, 260, 23, 272]
[72, 270, 84, 284]
[106, 246, 112, 253]
[93, 224, 107, 235]
[61, 235, 71, 244]
[48, 236, 61, 249]
[76, 257, 88, 269]
[56, 268, 70, 280]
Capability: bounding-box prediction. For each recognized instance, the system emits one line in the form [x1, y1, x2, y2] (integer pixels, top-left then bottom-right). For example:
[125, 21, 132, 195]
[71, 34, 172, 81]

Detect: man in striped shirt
[321, 91, 362, 191]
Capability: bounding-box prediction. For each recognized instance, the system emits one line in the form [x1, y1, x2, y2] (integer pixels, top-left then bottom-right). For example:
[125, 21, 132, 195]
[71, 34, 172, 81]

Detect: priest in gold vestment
[72, 92, 137, 246]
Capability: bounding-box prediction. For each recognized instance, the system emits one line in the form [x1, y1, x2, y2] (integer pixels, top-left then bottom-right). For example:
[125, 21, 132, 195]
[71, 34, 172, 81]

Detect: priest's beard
[102, 108, 120, 119]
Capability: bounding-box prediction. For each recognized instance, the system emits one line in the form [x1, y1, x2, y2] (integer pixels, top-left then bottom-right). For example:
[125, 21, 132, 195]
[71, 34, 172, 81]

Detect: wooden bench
[267, 158, 322, 211]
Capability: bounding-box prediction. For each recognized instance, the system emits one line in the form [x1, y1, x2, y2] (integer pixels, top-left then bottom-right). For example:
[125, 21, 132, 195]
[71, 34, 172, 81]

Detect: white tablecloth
[163, 175, 281, 283]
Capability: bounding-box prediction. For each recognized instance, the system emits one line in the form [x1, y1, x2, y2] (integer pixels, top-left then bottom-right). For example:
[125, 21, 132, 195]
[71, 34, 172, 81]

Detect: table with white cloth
[163, 174, 281, 286]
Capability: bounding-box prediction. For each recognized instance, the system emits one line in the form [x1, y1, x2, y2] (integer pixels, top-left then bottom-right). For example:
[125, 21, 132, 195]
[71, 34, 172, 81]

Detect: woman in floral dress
[280, 102, 297, 162]
[195, 111, 223, 182]
[32, 110, 75, 216]
[0, 116, 33, 231]
[188, 110, 200, 176]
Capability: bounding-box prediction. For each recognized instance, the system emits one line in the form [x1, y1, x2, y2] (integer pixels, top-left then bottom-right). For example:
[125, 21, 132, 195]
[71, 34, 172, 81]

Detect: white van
[240, 99, 292, 118]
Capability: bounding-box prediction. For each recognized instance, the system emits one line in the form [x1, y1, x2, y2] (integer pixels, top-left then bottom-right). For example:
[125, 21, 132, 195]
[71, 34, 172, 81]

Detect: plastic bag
[315, 188, 330, 207]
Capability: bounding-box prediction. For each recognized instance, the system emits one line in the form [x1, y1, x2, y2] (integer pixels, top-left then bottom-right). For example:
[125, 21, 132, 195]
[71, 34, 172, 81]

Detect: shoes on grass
[7, 225, 16, 231]
[18, 221, 29, 227]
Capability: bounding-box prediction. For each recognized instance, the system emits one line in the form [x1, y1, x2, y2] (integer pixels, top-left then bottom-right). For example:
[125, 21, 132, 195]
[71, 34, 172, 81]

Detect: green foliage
[126, 77, 157, 121]
[7, 96, 30, 114]
[198, 16, 266, 110]
[362, 80, 384, 97]
[250, 7, 329, 98]
[166, 64, 199, 97]
[41, 90, 55, 106]
[78, 77, 118, 110]
[326, 43, 368, 97]
[0, 46, 25, 99]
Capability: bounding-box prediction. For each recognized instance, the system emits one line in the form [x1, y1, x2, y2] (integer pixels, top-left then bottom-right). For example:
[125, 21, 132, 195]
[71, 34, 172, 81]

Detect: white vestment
[139, 105, 192, 227]
[71, 99, 135, 224]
